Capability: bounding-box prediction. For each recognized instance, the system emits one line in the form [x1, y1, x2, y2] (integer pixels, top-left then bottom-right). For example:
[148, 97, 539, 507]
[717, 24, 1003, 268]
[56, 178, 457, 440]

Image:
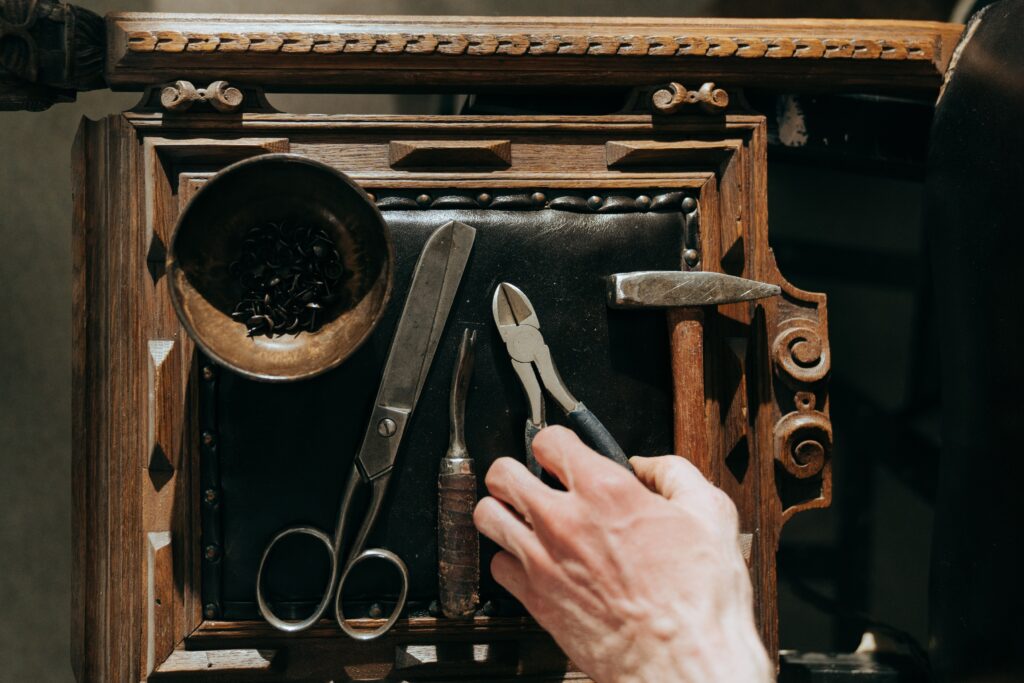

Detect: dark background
[0, 0, 980, 680]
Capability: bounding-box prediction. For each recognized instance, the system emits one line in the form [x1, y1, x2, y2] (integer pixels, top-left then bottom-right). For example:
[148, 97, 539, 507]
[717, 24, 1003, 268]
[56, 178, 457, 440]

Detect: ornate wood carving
[105, 15, 964, 93]
[651, 82, 729, 115]
[122, 28, 943, 62]
[769, 284, 833, 524]
[158, 79, 243, 113]
[0, 0, 104, 110]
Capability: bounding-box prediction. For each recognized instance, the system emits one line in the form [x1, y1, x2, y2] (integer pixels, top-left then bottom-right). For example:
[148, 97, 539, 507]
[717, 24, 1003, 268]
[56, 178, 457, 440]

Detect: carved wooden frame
[103, 14, 962, 94]
[72, 110, 829, 682]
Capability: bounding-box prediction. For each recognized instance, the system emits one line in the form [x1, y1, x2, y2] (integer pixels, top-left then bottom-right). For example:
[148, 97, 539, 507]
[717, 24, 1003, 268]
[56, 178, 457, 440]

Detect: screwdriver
[438, 329, 480, 619]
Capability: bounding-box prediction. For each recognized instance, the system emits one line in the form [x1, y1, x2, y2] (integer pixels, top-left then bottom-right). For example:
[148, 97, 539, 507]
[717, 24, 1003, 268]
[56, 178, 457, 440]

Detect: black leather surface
[211, 199, 683, 619]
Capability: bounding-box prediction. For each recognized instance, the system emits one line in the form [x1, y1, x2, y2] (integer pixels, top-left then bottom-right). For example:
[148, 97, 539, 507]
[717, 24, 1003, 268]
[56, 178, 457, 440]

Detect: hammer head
[607, 271, 781, 308]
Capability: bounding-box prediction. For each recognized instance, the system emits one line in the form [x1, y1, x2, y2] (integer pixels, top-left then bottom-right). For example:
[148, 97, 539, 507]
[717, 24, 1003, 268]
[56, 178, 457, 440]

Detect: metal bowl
[168, 154, 393, 382]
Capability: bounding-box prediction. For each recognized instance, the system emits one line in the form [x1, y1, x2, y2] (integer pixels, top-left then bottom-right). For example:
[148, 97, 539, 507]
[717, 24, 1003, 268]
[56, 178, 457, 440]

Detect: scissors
[256, 220, 476, 639]
[492, 282, 631, 477]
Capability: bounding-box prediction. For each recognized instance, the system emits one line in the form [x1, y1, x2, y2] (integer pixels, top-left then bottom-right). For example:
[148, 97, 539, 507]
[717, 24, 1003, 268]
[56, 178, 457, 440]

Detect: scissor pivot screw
[377, 418, 397, 437]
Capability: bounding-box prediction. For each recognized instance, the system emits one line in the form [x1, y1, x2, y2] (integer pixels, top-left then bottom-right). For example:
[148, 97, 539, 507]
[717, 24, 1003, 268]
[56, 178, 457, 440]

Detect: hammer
[606, 270, 780, 472]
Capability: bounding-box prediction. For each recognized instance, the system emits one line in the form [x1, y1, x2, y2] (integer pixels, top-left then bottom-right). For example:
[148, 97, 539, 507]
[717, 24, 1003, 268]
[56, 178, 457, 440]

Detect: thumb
[629, 455, 710, 501]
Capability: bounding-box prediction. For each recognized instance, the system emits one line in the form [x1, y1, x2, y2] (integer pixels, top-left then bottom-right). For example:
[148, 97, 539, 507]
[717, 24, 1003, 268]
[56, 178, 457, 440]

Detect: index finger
[484, 456, 565, 527]
[629, 454, 710, 501]
[531, 425, 635, 493]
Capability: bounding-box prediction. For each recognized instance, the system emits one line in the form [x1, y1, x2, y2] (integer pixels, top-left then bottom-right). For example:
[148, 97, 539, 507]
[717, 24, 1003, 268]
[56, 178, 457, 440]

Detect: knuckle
[586, 469, 630, 498]
[709, 488, 739, 528]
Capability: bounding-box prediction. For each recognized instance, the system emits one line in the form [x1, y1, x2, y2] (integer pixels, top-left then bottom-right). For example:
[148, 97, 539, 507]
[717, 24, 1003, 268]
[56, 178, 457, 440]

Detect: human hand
[473, 426, 771, 683]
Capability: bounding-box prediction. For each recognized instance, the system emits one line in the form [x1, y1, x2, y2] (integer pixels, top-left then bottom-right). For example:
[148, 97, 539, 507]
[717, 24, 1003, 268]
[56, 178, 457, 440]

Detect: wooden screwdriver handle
[438, 460, 479, 619]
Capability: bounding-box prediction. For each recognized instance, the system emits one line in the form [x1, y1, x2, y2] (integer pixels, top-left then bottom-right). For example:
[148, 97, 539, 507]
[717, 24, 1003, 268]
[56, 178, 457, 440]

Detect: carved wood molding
[122, 30, 943, 62]
[389, 139, 512, 169]
[106, 15, 964, 93]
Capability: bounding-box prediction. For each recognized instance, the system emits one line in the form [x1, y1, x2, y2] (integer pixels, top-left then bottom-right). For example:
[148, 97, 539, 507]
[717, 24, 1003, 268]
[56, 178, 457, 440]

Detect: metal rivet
[635, 195, 651, 209]
[204, 544, 220, 561]
[377, 418, 397, 437]
[531, 191, 546, 205]
[416, 193, 432, 206]
[203, 488, 218, 505]
[368, 603, 384, 619]
[201, 366, 215, 381]
[476, 192, 491, 206]
[587, 195, 603, 209]
[428, 600, 441, 617]
[203, 603, 218, 619]
[681, 196, 697, 213]
[683, 249, 700, 267]
[202, 431, 215, 447]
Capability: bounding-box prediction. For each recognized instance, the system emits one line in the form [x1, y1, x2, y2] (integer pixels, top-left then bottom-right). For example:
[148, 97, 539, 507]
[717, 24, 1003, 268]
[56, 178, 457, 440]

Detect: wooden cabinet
[58, 11, 963, 682]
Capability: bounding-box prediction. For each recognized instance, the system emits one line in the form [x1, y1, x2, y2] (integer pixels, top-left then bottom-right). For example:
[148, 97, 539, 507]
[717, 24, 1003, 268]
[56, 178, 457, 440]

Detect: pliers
[492, 282, 631, 477]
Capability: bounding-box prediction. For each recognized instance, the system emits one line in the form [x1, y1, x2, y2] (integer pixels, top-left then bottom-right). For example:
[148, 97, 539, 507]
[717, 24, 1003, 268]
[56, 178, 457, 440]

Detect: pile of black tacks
[230, 222, 346, 337]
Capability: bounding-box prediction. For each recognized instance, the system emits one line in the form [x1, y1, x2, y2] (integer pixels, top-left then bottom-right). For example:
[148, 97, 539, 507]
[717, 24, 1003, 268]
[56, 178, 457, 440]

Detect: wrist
[623, 611, 772, 683]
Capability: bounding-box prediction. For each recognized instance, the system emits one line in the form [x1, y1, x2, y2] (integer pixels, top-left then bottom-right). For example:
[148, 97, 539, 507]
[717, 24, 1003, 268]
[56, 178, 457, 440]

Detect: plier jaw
[492, 282, 632, 476]
[493, 283, 578, 419]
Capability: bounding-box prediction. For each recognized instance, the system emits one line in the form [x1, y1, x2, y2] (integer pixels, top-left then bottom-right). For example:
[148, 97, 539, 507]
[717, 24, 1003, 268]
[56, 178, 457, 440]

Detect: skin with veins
[474, 426, 771, 683]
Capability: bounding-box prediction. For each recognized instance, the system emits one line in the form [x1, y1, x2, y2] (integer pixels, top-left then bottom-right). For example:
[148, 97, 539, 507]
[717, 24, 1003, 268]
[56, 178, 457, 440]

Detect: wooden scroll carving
[0, 0, 104, 110]
[159, 79, 243, 113]
[771, 284, 833, 523]
[651, 82, 729, 114]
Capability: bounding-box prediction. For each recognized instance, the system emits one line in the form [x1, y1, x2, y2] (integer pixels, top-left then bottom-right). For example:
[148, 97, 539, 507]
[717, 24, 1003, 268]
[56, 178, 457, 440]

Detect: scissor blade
[356, 221, 476, 479]
[381, 221, 476, 409]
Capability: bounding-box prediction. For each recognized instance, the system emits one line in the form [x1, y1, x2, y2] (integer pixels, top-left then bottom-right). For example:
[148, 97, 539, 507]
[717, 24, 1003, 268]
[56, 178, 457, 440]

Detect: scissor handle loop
[255, 525, 339, 633]
[335, 547, 409, 641]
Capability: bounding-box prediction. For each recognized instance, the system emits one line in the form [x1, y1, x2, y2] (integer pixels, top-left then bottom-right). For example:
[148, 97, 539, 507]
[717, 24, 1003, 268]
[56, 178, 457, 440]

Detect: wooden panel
[106, 14, 963, 93]
[390, 139, 512, 168]
[153, 649, 276, 678]
[606, 139, 741, 168]
[72, 114, 147, 683]
[73, 113, 830, 680]
[144, 532, 175, 677]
